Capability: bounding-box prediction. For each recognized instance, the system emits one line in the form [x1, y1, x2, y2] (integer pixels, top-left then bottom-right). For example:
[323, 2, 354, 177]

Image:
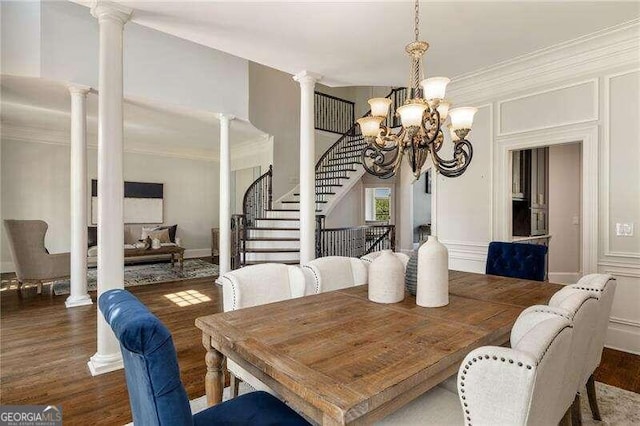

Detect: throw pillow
[158, 224, 178, 243]
[147, 228, 171, 243]
[141, 226, 160, 240]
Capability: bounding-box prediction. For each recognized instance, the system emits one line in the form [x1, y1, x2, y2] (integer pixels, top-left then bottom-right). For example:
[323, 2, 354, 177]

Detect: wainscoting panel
[498, 79, 598, 136]
[442, 240, 489, 274]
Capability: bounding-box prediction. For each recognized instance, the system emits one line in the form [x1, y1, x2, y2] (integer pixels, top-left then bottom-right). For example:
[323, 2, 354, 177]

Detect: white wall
[437, 22, 640, 353]
[324, 181, 363, 228]
[1, 138, 219, 271]
[3, 1, 249, 119]
[548, 143, 581, 283]
[413, 172, 431, 243]
[0, 1, 41, 77]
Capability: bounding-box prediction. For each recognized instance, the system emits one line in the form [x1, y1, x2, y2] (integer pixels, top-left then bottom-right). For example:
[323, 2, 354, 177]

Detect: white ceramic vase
[368, 250, 405, 304]
[151, 238, 161, 250]
[416, 236, 449, 307]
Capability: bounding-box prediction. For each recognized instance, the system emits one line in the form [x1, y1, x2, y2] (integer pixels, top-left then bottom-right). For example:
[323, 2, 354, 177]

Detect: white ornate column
[66, 85, 93, 308]
[293, 71, 321, 264]
[88, 0, 131, 376]
[218, 113, 234, 276]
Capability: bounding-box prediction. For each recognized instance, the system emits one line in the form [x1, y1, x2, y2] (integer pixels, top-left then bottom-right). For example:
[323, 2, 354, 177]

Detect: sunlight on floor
[164, 290, 211, 307]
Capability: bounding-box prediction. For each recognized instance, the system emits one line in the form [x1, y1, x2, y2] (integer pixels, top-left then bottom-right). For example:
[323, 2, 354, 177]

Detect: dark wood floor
[1, 276, 638, 425]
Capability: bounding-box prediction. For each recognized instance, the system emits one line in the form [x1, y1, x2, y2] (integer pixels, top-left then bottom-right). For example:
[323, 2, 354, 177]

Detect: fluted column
[293, 71, 321, 264]
[88, 0, 131, 376]
[218, 114, 234, 276]
[66, 85, 93, 309]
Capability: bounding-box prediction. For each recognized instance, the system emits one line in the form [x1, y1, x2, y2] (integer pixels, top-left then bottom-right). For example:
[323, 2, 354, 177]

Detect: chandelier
[357, 0, 476, 179]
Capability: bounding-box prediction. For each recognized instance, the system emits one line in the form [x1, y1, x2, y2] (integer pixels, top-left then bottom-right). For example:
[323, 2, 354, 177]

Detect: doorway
[511, 143, 582, 283]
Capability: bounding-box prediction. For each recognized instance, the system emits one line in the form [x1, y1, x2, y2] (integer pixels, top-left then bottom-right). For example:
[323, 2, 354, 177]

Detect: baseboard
[184, 248, 212, 259]
[548, 272, 581, 285]
[1, 261, 15, 274]
[605, 317, 640, 355]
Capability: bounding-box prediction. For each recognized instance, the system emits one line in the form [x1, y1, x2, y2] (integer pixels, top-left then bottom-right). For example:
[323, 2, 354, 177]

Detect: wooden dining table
[195, 270, 563, 425]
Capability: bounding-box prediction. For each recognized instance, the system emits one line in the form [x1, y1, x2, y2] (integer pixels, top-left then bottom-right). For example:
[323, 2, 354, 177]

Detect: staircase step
[316, 176, 349, 181]
[315, 183, 344, 187]
[294, 192, 335, 196]
[244, 251, 300, 262]
[243, 260, 299, 266]
[246, 228, 300, 239]
[253, 218, 300, 227]
[330, 157, 360, 164]
[315, 175, 350, 180]
[316, 169, 357, 175]
[326, 159, 361, 165]
[282, 200, 327, 204]
[245, 239, 300, 250]
[244, 248, 300, 253]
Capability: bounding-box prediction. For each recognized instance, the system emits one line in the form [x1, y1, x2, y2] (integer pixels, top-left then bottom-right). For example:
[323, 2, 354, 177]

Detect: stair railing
[314, 92, 355, 135]
[315, 215, 396, 258]
[316, 87, 407, 172]
[242, 165, 273, 227]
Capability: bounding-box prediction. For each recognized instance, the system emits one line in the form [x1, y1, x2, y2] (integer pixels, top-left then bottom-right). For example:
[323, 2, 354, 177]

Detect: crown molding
[447, 19, 640, 105]
[1, 124, 273, 163]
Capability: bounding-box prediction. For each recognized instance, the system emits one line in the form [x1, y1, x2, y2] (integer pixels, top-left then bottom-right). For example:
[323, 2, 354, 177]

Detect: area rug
[189, 381, 640, 425]
[51, 259, 218, 296]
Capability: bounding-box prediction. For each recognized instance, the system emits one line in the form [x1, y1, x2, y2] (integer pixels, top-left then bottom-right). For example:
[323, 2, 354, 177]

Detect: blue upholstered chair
[485, 241, 548, 281]
[99, 289, 309, 426]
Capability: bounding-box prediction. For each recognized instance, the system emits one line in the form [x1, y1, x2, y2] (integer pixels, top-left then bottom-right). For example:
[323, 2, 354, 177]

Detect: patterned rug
[188, 381, 640, 425]
[51, 259, 218, 296]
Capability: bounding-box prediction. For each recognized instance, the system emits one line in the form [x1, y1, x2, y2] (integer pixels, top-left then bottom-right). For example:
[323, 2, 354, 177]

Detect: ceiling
[0, 75, 268, 160]
[80, 1, 640, 86]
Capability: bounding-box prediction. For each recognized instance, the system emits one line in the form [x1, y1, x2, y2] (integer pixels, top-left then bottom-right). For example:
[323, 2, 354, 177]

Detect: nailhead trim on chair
[460, 325, 572, 426]
[301, 265, 320, 294]
[220, 276, 238, 309]
[528, 307, 573, 320]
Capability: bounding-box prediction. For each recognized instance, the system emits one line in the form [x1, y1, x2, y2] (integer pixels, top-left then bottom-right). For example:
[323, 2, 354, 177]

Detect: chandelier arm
[429, 139, 474, 178]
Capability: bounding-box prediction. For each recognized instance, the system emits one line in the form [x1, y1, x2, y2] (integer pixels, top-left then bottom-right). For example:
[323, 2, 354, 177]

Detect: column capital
[68, 84, 92, 97]
[293, 71, 322, 85]
[216, 113, 236, 122]
[91, 1, 132, 24]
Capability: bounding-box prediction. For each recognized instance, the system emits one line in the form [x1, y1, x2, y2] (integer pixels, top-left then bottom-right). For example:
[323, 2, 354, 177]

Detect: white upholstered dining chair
[560, 274, 616, 421]
[517, 287, 599, 424]
[219, 263, 306, 397]
[301, 256, 368, 294]
[458, 310, 574, 425]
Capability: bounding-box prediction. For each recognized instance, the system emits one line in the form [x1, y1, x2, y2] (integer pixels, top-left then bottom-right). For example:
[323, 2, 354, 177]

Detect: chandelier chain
[414, 0, 420, 41]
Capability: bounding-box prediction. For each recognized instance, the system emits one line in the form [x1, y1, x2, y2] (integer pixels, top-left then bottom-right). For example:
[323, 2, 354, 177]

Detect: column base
[65, 294, 93, 308]
[87, 352, 123, 376]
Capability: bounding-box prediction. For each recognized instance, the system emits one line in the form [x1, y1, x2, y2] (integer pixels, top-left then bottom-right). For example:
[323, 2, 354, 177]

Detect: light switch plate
[572, 216, 580, 225]
[615, 223, 634, 237]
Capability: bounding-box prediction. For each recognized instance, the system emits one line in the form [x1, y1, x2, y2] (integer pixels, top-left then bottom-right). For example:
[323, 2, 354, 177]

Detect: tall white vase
[416, 236, 449, 307]
[368, 250, 405, 304]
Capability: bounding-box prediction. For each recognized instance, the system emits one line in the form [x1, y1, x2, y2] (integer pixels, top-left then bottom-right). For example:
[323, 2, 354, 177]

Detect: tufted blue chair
[485, 242, 548, 281]
[99, 289, 309, 426]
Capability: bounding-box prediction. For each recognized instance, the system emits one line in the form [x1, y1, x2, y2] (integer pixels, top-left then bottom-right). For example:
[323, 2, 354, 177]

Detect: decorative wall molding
[1, 123, 271, 164]
[496, 79, 598, 137]
[448, 19, 640, 106]
[602, 68, 640, 259]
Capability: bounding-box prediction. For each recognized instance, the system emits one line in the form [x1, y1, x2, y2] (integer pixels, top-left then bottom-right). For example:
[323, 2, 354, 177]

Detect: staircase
[232, 89, 405, 267]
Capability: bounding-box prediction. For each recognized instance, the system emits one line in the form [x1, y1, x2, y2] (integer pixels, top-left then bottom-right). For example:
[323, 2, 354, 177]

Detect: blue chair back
[485, 241, 548, 281]
[99, 289, 193, 426]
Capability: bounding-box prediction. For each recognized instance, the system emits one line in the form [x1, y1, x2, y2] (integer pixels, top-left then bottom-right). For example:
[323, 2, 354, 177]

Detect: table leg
[179, 253, 184, 271]
[202, 334, 224, 406]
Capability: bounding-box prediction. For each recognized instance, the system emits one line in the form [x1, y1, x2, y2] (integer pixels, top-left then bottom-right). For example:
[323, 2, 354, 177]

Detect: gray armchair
[3, 220, 70, 294]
